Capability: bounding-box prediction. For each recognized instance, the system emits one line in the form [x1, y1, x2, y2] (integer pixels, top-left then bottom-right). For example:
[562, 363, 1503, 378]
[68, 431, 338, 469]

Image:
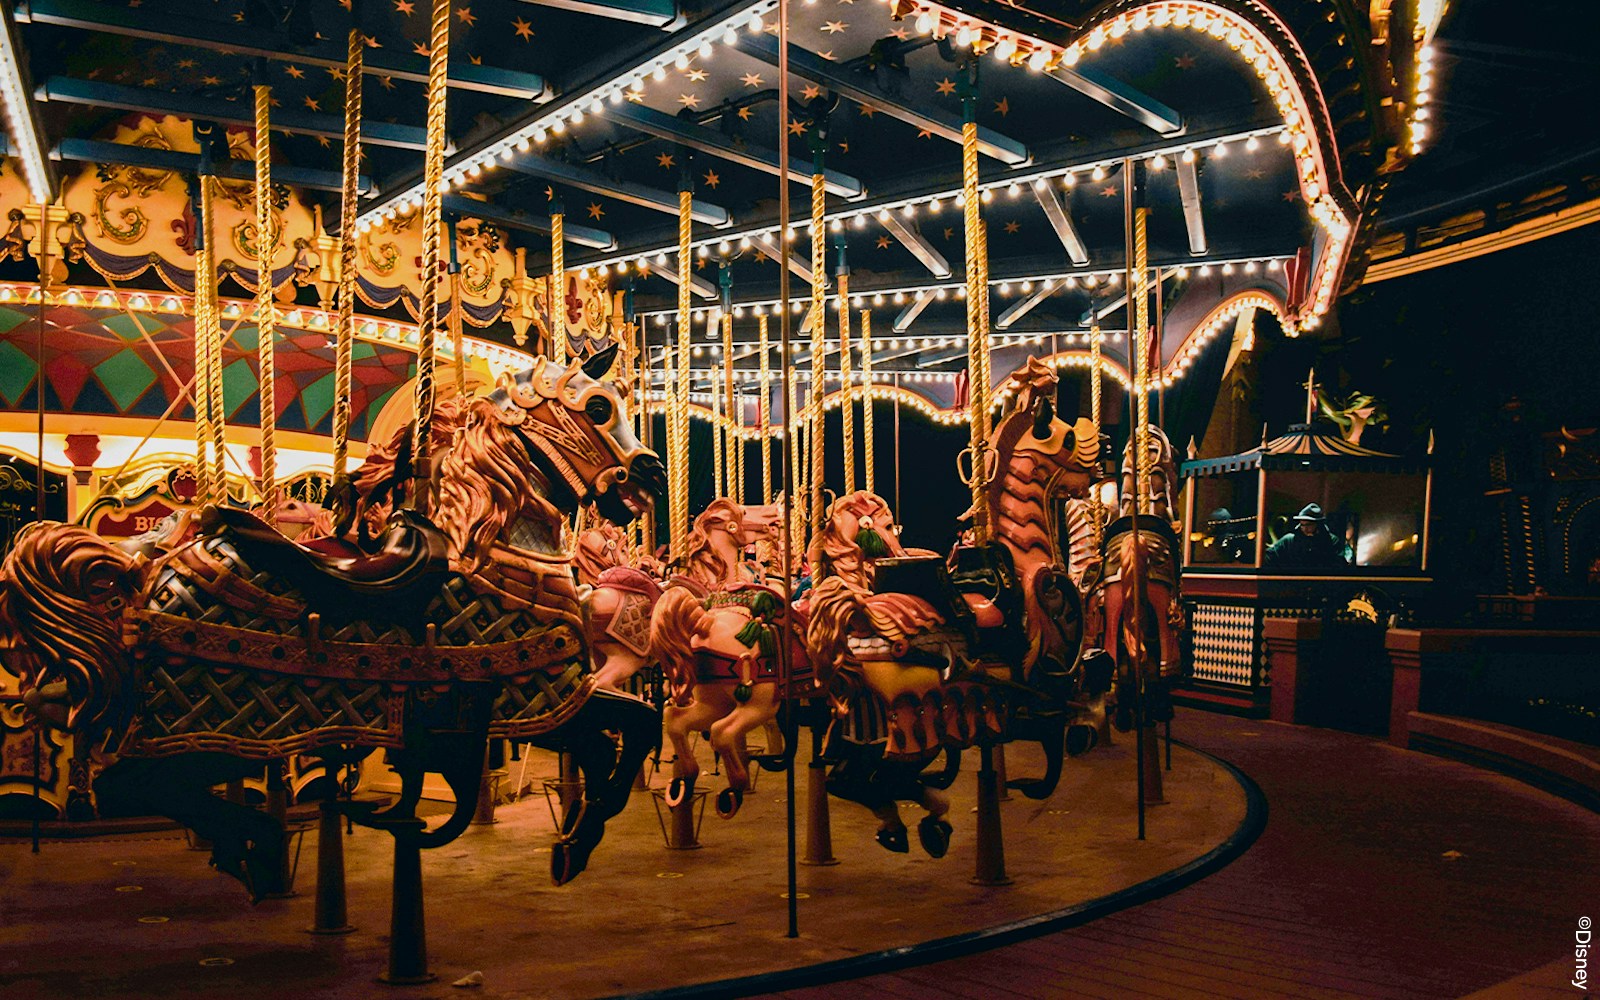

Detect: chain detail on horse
[803, 360, 1103, 855]
[0, 346, 664, 895]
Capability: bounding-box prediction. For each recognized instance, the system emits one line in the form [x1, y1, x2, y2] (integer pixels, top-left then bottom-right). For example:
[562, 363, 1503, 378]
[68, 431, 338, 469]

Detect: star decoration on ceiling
[1100, 185, 1119, 198]
[858, 103, 876, 118]
[394, 0, 414, 12]
[935, 78, 957, 96]
[303, 96, 321, 111]
[284, 65, 305, 79]
[657, 152, 676, 169]
[695, 257, 707, 270]
[822, 20, 849, 33]
[456, 7, 477, 27]
[317, 135, 332, 148]
[890, 27, 908, 40]
[545, 186, 555, 200]
[413, 42, 431, 57]
[512, 17, 535, 40]
[1175, 54, 1196, 69]
[678, 93, 701, 109]
[587, 202, 605, 220]
[626, 89, 645, 103]
[1246, 168, 1265, 180]
[838, 140, 849, 153]
[993, 97, 1010, 116]
[379, 76, 395, 90]
[917, 128, 934, 139]
[1004, 221, 1021, 233]
[703, 169, 721, 188]
[875, 236, 891, 249]
[687, 68, 709, 82]
[817, 50, 835, 60]
[327, 66, 346, 80]
[469, 54, 483, 65]
[201, 75, 221, 86]
[1282, 190, 1301, 202]
[177, 58, 196, 70]
[801, 84, 821, 101]
[943, 227, 955, 240]
[741, 73, 764, 87]
[141, 76, 157, 86]
[763, 20, 780, 35]
[787, 120, 809, 136]
[736, 106, 754, 120]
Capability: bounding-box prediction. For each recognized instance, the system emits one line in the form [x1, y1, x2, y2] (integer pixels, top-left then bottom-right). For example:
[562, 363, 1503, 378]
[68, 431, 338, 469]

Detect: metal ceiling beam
[880, 215, 951, 278]
[734, 34, 1030, 166]
[1047, 65, 1184, 136]
[603, 102, 863, 199]
[648, 257, 717, 299]
[37, 77, 431, 151]
[501, 154, 730, 227]
[1177, 158, 1208, 255]
[996, 278, 1062, 329]
[749, 235, 814, 286]
[1, 2, 57, 201]
[54, 137, 370, 193]
[519, 0, 681, 28]
[15, 0, 549, 100]
[893, 291, 935, 332]
[1032, 181, 1089, 265]
[442, 195, 613, 249]
[1079, 293, 1127, 326]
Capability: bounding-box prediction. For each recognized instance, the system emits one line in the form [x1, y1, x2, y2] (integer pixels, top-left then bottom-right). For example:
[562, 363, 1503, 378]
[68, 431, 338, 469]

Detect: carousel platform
[0, 734, 1253, 999]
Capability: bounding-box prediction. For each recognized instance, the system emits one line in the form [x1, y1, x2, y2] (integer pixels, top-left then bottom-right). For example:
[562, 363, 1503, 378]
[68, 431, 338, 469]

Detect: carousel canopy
[0, 0, 1439, 414]
[1181, 420, 1430, 477]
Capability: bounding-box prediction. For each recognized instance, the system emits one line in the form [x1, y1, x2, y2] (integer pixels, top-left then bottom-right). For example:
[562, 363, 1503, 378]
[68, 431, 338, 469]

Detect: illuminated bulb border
[0, 21, 51, 202]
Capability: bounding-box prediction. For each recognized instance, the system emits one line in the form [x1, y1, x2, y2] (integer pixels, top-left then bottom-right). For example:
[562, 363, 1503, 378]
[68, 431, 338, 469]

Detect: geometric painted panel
[0, 304, 419, 441]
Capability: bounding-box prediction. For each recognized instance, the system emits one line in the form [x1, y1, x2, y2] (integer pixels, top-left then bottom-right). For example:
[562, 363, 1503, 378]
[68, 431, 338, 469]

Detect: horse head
[809, 490, 907, 587]
[487, 345, 665, 527]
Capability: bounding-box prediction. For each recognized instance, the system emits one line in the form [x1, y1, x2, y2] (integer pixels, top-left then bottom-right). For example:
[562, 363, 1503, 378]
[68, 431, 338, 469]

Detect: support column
[801, 723, 836, 866]
[970, 744, 1010, 885]
[308, 764, 354, 935]
[378, 822, 435, 985]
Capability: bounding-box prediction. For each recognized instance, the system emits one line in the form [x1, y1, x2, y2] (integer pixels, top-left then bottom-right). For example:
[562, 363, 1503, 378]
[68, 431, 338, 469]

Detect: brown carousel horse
[0, 346, 664, 895]
[1083, 427, 1185, 731]
[805, 359, 1104, 855]
[574, 519, 665, 694]
[649, 498, 801, 820]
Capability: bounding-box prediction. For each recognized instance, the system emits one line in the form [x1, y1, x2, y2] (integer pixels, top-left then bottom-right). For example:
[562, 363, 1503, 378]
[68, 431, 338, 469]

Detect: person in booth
[1264, 503, 1354, 568]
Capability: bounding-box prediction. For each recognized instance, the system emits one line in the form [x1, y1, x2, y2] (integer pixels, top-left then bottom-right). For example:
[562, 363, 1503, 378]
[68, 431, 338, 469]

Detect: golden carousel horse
[1083, 427, 1185, 731]
[574, 519, 665, 694]
[805, 360, 1104, 855]
[648, 498, 804, 820]
[0, 347, 664, 895]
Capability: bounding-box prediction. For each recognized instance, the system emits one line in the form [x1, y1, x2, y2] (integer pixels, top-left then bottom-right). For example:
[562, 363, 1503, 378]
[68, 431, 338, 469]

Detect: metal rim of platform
[607, 741, 1268, 1000]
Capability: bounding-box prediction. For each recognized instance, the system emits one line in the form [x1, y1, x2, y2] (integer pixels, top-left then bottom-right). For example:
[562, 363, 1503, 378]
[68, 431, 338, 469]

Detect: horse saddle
[872, 555, 974, 638]
[1101, 514, 1181, 587]
[200, 506, 451, 621]
[948, 542, 1026, 660]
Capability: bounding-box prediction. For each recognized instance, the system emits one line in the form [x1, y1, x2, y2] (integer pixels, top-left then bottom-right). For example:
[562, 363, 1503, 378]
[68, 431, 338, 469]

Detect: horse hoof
[715, 787, 743, 819]
[875, 825, 910, 854]
[666, 776, 694, 808]
[1066, 724, 1099, 757]
[917, 816, 954, 859]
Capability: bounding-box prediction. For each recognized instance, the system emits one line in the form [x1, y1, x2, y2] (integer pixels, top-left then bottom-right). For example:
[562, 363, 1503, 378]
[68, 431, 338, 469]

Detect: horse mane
[351, 396, 469, 528]
[0, 523, 136, 736]
[804, 574, 867, 716]
[433, 399, 551, 573]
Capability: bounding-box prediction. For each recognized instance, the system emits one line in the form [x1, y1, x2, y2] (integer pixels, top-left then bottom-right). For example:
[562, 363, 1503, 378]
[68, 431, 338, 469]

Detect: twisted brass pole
[192, 181, 215, 507]
[860, 308, 874, 496]
[253, 84, 279, 522]
[759, 313, 772, 504]
[962, 116, 991, 543]
[550, 201, 566, 365]
[837, 270, 854, 496]
[411, 0, 450, 512]
[1133, 203, 1153, 514]
[808, 173, 826, 533]
[672, 187, 693, 558]
[333, 27, 362, 484]
[199, 175, 226, 503]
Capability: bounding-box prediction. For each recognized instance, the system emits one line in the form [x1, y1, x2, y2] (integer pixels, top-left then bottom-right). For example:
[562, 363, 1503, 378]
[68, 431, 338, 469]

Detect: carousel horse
[1082, 426, 1185, 732]
[574, 520, 664, 694]
[805, 359, 1103, 854]
[649, 498, 803, 820]
[0, 346, 665, 895]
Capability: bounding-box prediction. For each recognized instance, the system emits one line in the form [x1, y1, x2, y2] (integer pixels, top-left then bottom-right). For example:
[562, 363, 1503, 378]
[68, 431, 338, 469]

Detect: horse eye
[585, 397, 614, 423]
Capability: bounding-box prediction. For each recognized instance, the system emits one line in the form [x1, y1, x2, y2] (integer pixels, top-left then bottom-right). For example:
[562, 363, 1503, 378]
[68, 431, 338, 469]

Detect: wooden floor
[774, 711, 1599, 1000]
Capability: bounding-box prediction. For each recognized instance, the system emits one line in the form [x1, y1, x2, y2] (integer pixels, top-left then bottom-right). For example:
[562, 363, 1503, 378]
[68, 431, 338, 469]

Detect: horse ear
[1032, 398, 1055, 439]
[581, 344, 619, 380]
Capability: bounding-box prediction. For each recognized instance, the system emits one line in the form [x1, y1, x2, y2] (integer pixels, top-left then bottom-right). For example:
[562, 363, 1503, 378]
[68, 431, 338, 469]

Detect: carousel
[0, 0, 1441, 994]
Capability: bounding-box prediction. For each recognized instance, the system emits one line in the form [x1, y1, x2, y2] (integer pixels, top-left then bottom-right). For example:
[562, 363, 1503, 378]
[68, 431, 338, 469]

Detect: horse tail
[0, 522, 138, 735]
[649, 586, 709, 706]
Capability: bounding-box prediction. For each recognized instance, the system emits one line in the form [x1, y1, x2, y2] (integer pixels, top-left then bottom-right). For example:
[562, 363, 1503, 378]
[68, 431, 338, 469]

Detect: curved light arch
[897, 0, 1355, 327]
[1162, 289, 1292, 383]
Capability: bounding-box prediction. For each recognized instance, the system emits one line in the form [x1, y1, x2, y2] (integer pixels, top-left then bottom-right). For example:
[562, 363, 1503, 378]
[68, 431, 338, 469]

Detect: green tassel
[856, 526, 891, 559]
[735, 619, 767, 650]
